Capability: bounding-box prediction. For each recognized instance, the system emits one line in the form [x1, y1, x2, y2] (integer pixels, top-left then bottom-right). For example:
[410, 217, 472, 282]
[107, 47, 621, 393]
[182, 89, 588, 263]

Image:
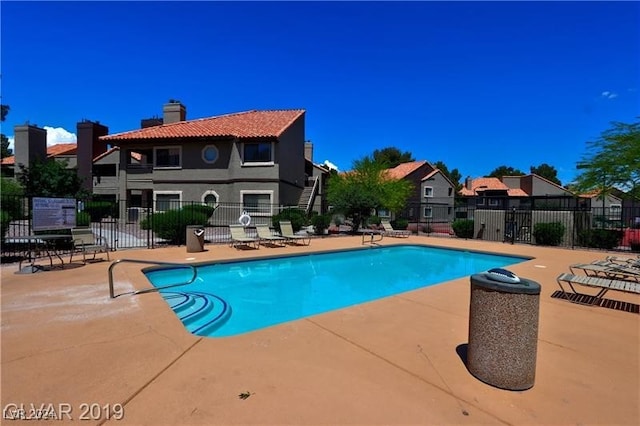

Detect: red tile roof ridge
[101, 109, 305, 140]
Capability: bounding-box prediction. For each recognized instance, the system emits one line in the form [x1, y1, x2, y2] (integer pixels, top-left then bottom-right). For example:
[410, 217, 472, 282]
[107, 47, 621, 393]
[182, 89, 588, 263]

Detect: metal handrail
[305, 176, 319, 214]
[361, 231, 384, 245]
[108, 259, 198, 298]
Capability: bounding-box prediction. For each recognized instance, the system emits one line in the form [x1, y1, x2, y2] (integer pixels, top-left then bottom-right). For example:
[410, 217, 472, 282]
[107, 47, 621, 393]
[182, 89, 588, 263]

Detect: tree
[486, 166, 525, 178]
[17, 159, 89, 199]
[372, 147, 415, 168]
[433, 161, 463, 192]
[574, 119, 640, 199]
[327, 156, 413, 232]
[1, 104, 11, 158]
[530, 163, 561, 185]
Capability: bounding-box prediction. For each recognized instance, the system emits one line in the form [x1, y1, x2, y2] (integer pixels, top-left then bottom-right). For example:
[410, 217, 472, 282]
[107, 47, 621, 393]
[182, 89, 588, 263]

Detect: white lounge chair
[228, 225, 259, 250]
[255, 225, 287, 247]
[380, 220, 411, 238]
[556, 272, 640, 304]
[279, 220, 311, 245]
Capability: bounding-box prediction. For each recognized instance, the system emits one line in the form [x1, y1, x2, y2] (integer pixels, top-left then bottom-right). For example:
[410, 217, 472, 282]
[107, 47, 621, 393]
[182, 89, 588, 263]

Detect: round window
[202, 145, 219, 164]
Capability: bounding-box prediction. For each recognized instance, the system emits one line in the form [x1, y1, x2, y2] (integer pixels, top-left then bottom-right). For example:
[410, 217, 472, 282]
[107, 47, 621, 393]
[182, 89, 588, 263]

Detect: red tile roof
[0, 143, 77, 165]
[459, 177, 529, 197]
[385, 161, 428, 179]
[100, 109, 305, 141]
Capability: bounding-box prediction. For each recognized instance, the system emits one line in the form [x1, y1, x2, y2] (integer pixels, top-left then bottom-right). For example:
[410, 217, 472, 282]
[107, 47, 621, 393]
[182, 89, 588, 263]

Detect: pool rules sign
[32, 197, 77, 231]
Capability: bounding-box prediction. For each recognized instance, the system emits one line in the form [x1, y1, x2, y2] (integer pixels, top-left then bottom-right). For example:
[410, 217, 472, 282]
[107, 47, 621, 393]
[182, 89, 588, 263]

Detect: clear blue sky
[2, 1, 639, 185]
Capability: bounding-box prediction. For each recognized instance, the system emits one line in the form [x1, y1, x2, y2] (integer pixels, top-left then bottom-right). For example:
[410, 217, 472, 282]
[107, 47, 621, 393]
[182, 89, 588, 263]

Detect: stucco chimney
[304, 141, 313, 162]
[14, 124, 47, 173]
[77, 120, 109, 192]
[163, 100, 186, 124]
[465, 176, 473, 190]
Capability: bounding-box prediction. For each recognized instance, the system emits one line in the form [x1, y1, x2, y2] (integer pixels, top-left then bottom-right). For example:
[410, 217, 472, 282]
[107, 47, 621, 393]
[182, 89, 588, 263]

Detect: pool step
[160, 291, 232, 336]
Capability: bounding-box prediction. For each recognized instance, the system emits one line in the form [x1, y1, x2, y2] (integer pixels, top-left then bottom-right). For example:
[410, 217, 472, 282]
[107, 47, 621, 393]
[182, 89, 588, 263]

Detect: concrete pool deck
[1, 236, 639, 425]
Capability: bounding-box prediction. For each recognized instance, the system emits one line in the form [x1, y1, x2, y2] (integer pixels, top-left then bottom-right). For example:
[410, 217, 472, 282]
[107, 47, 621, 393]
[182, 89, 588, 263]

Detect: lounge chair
[228, 225, 259, 250]
[279, 220, 311, 245]
[556, 272, 640, 304]
[569, 262, 639, 282]
[255, 224, 287, 247]
[70, 227, 110, 263]
[380, 220, 411, 238]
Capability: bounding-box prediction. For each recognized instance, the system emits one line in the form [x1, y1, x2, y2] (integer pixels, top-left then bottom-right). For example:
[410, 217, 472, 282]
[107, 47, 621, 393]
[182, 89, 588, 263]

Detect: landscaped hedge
[141, 209, 209, 244]
[451, 219, 474, 239]
[578, 229, 623, 250]
[533, 222, 565, 246]
[182, 204, 216, 219]
[391, 218, 408, 230]
[83, 201, 117, 221]
[76, 211, 91, 227]
[272, 208, 307, 233]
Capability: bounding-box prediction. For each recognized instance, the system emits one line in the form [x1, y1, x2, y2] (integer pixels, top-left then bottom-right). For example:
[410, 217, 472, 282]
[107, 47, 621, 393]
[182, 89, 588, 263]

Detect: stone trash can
[186, 225, 205, 253]
[467, 271, 541, 390]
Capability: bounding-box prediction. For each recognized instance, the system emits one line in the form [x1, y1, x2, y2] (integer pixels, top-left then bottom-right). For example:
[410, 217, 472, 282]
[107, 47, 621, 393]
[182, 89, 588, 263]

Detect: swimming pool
[144, 245, 528, 337]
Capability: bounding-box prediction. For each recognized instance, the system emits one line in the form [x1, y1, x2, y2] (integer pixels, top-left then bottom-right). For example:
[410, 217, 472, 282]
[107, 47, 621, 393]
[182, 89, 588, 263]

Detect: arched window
[202, 190, 219, 207]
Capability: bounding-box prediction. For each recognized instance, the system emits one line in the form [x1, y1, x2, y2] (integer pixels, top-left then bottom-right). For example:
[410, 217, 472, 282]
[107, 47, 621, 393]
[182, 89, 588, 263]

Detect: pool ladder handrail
[108, 258, 198, 298]
[362, 230, 384, 246]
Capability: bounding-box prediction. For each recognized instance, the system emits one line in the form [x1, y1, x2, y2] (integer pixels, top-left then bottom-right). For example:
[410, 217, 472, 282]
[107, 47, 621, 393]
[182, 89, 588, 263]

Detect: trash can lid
[471, 270, 541, 294]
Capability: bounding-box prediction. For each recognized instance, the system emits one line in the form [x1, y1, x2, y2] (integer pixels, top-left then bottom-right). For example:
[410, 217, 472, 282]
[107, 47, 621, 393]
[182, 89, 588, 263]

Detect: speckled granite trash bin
[467, 273, 541, 390]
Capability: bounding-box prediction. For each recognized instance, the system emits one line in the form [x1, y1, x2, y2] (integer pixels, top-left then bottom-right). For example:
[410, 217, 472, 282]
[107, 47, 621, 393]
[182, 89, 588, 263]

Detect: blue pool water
[144, 245, 528, 337]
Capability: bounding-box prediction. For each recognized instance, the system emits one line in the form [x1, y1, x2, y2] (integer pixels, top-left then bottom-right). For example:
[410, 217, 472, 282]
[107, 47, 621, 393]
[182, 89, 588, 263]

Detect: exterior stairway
[297, 177, 318, 213]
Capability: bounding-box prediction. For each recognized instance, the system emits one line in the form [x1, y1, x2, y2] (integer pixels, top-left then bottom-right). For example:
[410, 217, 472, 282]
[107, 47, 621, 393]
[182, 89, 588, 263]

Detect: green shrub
[1, 210, 10, 241]
[272, 208, 307, 233]
[76, 211, 91, 227]
[391, 218, 408, 230]
[533, 222, 565, 246]
[311, 214, 332, 234]
[83, 201, 116, 221]
[182, 204, 215, 219]
[367, 215, 381, 227]
[451, 219, 474, 239]
[146, 209, 209, 245]
[578, 229, 623, 250]
[0, 178, 24, 220]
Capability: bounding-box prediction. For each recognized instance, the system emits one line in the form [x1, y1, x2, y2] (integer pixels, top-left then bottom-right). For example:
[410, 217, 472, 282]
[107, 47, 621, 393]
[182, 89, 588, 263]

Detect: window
[240, 191, 273, 216]
[377, 209, 390, 218]
[489, 198, 499, 206]
[424, 186, 434, 198]
[242, 142, 273, 164]
[202, 190, 219, 207]
[448, 207, 452, 215]
[610, 204, 622, 218]
[154, 146, 181, 168]
[424, 207, 433, 218]
[202, 145, 219, 164]
[154, 191, 181, 212]
[448, 187, 453, 197]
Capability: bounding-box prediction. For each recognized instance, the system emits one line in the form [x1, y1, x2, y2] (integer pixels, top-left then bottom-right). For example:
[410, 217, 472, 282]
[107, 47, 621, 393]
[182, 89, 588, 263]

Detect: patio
[1, 236, 638, 425]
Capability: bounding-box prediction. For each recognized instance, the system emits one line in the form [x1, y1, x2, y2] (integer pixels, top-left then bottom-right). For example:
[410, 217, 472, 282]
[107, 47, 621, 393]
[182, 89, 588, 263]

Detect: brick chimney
[163, 100, 186, 124]
[77, 120, 109, 192]
[14, 124, 47, 174]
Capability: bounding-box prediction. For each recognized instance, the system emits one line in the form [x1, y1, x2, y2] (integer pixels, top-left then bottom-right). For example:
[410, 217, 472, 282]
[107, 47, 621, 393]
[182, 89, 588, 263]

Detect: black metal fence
[397, 201, 640, 252]
[2, 196, 640, 263]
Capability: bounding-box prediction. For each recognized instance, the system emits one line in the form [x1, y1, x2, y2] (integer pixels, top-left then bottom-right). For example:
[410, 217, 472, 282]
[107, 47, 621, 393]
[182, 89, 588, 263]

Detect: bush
[83, 200, 116, 221]
[1, 210, 10, 241]
[76, 211, 91, 227]
[272, 208, 307, 233]
[533, 222, 565, 246]
[391, 218, 408, 230]
[145, 209, 209, 245]
[367, 215, 381, 227]
[451, 219, 474, 239]
[182, 204, 216, 219]
[578, 229, 623, 250]
[311, 214, 332, 234]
